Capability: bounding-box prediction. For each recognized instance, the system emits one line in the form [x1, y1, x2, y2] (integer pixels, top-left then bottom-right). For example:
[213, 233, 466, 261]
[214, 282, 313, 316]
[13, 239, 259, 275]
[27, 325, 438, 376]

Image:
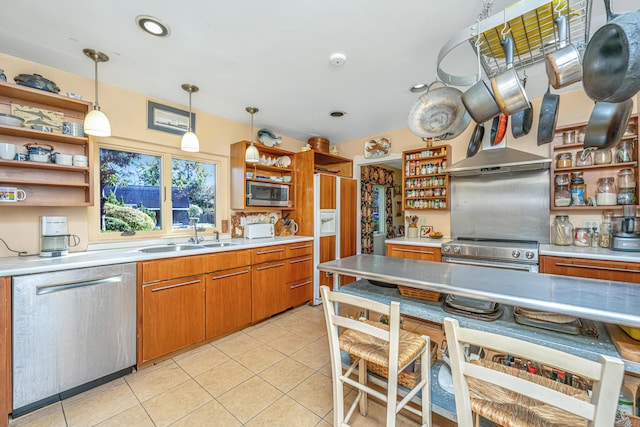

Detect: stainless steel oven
[246, 181, 289, 207]
[442, 238, 539, 273]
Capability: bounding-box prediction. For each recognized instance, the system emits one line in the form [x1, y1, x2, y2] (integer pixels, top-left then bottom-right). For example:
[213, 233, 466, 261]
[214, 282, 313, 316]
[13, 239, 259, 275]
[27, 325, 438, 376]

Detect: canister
[573, 227, 590, 246]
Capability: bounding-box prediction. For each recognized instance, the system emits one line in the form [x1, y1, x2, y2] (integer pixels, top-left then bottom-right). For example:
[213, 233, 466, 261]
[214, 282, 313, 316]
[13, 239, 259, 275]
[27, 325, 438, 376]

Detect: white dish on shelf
[30, 154, 50, 163]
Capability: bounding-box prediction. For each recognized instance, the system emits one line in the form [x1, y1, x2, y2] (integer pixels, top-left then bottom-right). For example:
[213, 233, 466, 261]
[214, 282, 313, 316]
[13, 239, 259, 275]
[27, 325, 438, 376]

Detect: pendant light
[83, 49, 111, 137]
[181, 84, 199, 152]
[245, 107, 260, 163]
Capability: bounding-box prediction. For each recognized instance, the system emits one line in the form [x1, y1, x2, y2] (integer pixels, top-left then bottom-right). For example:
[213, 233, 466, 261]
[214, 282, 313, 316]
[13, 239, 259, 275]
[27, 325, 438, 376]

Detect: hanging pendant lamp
[245, 107, 260, 163]
[181, 84, 200, 152]
[83, 49, 111, 137]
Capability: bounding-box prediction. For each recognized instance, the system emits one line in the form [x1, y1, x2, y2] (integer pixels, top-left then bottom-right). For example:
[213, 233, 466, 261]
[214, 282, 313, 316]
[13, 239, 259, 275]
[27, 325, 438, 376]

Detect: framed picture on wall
[393, 184, 401, 196]
[395, 200, 402, 216]
[147, 101, 196, 135]
[420, 225, 433, 238]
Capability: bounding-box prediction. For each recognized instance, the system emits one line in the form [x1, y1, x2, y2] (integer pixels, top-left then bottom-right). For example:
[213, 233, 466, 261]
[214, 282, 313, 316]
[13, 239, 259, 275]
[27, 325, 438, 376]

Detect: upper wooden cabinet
[402, 145, 450, 211]
[230, 141, 295, 211]
[0, 81, 94, 206]
[550, 115, 638, 212]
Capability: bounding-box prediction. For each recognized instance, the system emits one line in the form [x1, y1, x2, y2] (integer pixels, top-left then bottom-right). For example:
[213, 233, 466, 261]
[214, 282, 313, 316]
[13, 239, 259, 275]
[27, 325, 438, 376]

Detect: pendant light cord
[94, 57, 100, 110]
[188, 91, 192, 132]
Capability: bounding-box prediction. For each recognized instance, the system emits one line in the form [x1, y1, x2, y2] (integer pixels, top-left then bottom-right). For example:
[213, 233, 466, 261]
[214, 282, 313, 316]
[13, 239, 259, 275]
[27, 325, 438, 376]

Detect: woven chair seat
[339, 319, 426, 374]
[468, 359, 590, 427]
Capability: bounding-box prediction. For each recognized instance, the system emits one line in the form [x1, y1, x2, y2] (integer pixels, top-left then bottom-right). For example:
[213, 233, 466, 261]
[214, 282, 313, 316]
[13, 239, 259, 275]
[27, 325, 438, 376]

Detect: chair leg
[420, 338, 431, 427]
[386, 374, 398, 427]
[332, 363, 345, 426]
[358, 359, 368, 416]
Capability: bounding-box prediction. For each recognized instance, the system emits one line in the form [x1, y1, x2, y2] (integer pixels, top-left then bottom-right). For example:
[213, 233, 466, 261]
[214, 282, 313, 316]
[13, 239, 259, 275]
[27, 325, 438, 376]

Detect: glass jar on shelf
[551, 215, 573, 246]
[575, 150, 593, 166]
[556, 152, 572, 169]
[593, 148, 612, 165]
[570, 172, 586, 206]
[554, 173, 571, 207]
[618, 168, 636, 190]
[596, 177, 617, 206]
[615, 139, 634, 163]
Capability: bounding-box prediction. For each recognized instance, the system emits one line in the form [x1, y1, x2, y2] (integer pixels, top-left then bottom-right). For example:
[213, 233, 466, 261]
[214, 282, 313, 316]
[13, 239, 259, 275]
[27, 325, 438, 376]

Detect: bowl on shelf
[0, 113, 24, 127]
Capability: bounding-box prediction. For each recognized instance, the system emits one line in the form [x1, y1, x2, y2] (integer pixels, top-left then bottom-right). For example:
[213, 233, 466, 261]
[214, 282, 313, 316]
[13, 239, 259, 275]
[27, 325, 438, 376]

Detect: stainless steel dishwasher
[12, 263, 136, 416]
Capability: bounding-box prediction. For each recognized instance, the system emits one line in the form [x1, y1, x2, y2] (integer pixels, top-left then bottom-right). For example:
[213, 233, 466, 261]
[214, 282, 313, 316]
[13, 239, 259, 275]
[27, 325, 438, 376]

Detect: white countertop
[385, 236, 449, 248]
[0, 236, 313, 277]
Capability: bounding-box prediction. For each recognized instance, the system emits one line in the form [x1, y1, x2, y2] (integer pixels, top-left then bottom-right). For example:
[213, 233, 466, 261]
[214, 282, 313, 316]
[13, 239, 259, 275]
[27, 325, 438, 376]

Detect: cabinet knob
[512, 250, 521, 259]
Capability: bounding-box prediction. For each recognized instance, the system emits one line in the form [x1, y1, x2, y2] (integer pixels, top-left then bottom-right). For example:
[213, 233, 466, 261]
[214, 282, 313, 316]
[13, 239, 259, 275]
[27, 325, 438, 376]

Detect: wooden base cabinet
[287, 255, 313, 307]
[205, 267, 252, 339]
[141, 275, 205, 363]
[252, 259, 288, 322]
[540, 255, 640, 283]
[386, 244, 442, 262]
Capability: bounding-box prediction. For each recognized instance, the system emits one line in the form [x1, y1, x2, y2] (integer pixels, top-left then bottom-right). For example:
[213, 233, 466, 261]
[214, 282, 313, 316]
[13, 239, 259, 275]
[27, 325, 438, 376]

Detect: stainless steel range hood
[445, 146, 551, 176]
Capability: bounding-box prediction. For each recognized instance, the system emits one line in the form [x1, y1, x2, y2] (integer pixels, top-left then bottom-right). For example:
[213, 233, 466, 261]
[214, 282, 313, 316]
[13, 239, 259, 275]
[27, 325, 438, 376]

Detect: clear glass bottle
[570, 172, 586, 206]
[575, 150, 592, 166]
[615, 139, 634, 163]
[554, 173, 571, 207]
[551, 215, 573, 246]
[556, 152, 572, 169]
[596, 177, 617, 206]
[600, 211, 613, 248]
[593, 148, 612, 165]
[618, 168, 636, 190]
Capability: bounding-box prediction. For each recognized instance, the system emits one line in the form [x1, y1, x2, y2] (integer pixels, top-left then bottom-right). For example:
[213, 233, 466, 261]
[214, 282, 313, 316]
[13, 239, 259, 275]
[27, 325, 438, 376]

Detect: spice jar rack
[550, 115, 638, 211]
[402, 145, 450, 211]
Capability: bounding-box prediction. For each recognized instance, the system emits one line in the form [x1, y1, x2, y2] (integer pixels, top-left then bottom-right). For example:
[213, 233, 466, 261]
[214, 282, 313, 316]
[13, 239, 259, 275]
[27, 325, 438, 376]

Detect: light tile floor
[8, 304, 456, 427]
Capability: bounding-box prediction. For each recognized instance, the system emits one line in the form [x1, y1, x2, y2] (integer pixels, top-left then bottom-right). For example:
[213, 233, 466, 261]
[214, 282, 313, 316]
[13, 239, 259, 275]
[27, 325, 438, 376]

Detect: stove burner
[442, 237, 539, 265]
[457, 237, 539, 245]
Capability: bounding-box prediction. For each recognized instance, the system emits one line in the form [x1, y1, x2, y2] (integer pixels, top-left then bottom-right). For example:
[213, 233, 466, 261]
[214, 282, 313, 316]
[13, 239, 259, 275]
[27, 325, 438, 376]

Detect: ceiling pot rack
[437, 0, 592, 87]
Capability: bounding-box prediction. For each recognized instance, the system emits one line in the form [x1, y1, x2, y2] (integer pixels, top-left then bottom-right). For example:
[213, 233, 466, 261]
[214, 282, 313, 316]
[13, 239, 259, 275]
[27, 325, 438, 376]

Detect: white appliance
[245, 223, 275, 239]
[40, 216, 79, 257]
[313, 173, 357, 305]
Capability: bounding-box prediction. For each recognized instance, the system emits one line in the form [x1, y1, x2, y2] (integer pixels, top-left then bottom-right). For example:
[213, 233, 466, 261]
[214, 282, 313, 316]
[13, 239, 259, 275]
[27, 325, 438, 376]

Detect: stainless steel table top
[317, 254, 640, 328]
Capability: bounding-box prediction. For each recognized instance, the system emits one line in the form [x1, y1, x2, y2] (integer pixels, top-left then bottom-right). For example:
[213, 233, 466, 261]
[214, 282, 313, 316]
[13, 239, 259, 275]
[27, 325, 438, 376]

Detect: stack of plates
[443, 294, 503, 321]
[72, 155, 88, 167]
[63, 122, 84, 137]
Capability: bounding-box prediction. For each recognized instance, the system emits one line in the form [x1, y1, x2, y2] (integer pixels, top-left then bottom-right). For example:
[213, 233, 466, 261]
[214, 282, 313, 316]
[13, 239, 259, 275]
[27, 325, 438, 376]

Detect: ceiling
[0, 0, 632, 144]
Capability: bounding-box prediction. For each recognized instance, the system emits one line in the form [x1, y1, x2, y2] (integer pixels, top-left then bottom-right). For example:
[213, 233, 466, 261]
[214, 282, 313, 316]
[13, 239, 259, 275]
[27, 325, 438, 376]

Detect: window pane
[171, 158, 216, 229]
[373, 184, 384, 234]
[99, 148, 162, 233]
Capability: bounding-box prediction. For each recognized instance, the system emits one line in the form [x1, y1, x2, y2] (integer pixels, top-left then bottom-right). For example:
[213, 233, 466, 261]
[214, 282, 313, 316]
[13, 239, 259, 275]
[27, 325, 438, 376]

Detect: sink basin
[138, 244, 205, 253]
[203, 242, 238, 248]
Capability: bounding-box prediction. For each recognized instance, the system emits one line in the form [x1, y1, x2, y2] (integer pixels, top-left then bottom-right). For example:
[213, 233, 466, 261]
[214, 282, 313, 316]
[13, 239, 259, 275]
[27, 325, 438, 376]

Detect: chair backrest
[443, 317, 625, 427]
[320, 285, 401, 374]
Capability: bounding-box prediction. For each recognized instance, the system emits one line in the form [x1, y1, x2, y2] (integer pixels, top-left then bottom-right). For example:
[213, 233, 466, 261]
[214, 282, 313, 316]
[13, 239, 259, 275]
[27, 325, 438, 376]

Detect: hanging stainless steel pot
[583, 99, 633, 150]
[510, 76, 534, 138]
[461, 41, 501, 124]
[545, 14, 582, 89]
[582, 0, 640, 102]
[407, 81, 470, 139]
[490, 36, 530, 116]
[537, 84, 560, 145]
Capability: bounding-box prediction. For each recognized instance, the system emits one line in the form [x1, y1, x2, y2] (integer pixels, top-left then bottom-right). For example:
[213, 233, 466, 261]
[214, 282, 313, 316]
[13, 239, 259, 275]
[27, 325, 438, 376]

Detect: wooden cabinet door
[251, 260, 287, 322]
[205, 267, 252, 339]
[340, 177, 358, 285]
[319, 235, 336, 289]
[142, 275, 205, 363]
[540, 255, 640, 283]
[289, 277, 313, 308]
[386, 244, 442, 262]
[319, 174, 336, 209]
[1, 277, 10, 420]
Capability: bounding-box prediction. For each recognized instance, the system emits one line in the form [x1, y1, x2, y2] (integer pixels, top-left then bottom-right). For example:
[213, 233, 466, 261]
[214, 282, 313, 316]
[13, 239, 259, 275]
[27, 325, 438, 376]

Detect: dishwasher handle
[36, 275, 123, 295]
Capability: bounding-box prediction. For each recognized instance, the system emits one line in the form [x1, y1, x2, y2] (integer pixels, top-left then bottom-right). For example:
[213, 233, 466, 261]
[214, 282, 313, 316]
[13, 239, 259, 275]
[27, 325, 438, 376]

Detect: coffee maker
[612, 205, 640, 251]
[40, 216, 79, 257]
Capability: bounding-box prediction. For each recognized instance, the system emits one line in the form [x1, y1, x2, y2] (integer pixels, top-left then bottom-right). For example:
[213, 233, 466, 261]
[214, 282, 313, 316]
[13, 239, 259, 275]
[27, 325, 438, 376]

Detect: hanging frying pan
[582, 0, 640, 103]
[537, 84, 560, 145]
[583, 99, 633, 150]
[467, 122, 485, 158]
[511, 76, 534, 138]
[407, 81, 470, 140]
[490, 114, 508, 145]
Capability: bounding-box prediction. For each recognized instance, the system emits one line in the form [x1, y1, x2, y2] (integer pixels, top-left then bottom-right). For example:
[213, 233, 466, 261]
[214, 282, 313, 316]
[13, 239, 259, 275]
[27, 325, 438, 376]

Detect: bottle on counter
[573, 227, 590, 246]
[600, 211, 613, 248]
[618, 384, 634, 415]
[551, 215, 573, 246]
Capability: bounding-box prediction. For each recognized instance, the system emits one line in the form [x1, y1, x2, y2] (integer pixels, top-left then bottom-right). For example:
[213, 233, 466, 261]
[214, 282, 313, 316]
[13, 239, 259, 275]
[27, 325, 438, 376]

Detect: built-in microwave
[246, 181, 290, 207]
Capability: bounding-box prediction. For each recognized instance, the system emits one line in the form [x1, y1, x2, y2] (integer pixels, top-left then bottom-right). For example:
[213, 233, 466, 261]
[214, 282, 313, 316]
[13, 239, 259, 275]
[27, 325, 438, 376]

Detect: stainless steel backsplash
[450, 169, 550, 243]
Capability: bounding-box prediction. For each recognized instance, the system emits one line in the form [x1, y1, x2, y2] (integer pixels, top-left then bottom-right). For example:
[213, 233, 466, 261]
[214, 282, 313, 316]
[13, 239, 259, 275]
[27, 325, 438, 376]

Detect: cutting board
[605, 323, 640, 363]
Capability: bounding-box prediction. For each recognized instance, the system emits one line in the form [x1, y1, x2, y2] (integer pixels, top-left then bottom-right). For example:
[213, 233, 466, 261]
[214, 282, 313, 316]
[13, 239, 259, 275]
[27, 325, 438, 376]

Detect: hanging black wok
[582, 0, 640, 102]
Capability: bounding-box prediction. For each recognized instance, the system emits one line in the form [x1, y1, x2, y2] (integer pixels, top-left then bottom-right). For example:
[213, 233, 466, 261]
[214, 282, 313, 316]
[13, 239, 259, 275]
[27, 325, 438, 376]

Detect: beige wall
[338, 89, 638, 237]
[0, 53, 304, 257]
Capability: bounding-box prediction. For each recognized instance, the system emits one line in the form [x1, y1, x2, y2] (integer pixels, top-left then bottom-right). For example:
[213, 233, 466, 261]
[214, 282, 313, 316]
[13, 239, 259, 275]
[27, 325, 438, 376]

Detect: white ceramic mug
[0, 186, 26, 202]
[0, 143, 16, 160]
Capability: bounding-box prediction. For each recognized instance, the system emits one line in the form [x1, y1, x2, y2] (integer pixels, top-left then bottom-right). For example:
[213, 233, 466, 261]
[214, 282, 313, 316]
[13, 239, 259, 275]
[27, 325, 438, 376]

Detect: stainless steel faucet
[214, 230, 220, 242]
[189, 218, 204, 243]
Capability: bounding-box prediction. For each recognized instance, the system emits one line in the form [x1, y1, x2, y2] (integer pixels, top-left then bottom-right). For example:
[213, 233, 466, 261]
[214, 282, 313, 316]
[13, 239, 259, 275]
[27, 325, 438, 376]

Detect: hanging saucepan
[491, 36, 530, 116]
[583, 99, 633, 150]
[510, 75, 534, 138]
[461, 39, 501, 124]
[490, 114, 508, 145]
[407, 81, 470, 140]
[537, 84, 560, 145]
[466, 123, 485, 158]
[582, 0, 640, 103]
[545, 14, 582, 89]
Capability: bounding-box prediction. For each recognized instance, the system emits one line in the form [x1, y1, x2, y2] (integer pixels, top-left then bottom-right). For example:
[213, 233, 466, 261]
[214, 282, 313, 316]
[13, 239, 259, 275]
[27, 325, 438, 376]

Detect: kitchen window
[373, 184, 385, 235]
[95, 143, 219, 239]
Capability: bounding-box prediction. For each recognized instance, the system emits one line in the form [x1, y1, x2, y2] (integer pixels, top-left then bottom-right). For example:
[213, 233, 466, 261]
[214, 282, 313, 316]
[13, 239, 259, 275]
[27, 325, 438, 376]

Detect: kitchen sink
[138, 244, 205, 253]
[203, 242, 238, 248]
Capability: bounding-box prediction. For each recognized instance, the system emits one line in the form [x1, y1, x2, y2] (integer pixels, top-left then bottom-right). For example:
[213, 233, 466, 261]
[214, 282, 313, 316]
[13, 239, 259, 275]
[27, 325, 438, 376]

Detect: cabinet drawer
[540, 255, 640, 283]
[206, 249, 252, 271]
[386, 244, 442, 262]
[286, 242, 313, 258]
[289, 278, 312, 307]
[251, 245, 286, 264]
[141, 255, 207, 284]
[288, 255, 313, 283]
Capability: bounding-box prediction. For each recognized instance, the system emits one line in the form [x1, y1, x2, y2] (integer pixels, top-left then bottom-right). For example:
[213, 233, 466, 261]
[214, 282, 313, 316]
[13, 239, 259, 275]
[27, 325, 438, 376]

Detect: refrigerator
[313, 173, 357, 304]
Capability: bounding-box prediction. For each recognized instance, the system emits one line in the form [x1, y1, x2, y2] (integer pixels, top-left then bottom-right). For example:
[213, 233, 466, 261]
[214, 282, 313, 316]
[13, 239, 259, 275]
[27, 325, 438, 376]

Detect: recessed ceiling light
[136, 15, 170, 37]
[410, 83, 428, 93]
[330, 111, 346, 117]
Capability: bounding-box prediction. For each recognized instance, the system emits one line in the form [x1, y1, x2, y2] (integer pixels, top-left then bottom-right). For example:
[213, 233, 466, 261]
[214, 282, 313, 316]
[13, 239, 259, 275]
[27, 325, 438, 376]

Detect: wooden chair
[443, 317, 625, 427]
[320, 285, 431, 427]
